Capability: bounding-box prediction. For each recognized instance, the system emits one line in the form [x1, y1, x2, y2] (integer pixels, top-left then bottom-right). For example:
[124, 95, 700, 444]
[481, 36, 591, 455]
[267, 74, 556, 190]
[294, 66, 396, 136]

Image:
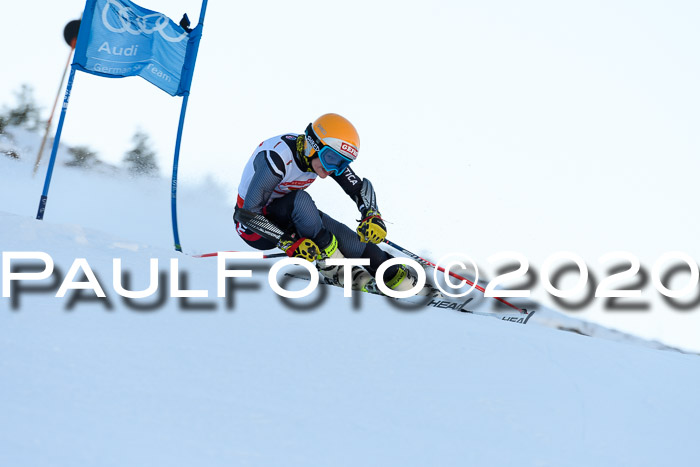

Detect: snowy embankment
[2, 132, 700, 466]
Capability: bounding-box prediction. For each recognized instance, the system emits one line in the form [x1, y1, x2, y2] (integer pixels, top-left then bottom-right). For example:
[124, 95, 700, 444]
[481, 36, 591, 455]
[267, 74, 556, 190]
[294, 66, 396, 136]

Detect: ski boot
[315, 236, 374, 290]
[362, 264, 442, 298]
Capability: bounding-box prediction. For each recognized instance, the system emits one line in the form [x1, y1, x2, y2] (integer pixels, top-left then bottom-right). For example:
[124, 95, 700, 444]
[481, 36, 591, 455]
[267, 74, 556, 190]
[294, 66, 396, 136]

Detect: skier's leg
[318, 211, 384, 265]
[317, 212, 419, 292]
[264, 192, 419, 293]
[265, 191, 337, 256]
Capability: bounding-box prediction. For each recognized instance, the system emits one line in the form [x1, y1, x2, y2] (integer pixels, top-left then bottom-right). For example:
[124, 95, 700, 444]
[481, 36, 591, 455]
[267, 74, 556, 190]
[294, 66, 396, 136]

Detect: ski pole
[384, 239, 526, 313]
[33, 19, 80, 176]
[193, 250, 287, 259]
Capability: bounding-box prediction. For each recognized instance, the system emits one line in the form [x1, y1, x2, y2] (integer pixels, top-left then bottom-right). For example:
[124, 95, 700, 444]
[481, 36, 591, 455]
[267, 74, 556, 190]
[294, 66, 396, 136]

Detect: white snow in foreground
[1, 130, 700, 466]
[1, 209, 699, 467]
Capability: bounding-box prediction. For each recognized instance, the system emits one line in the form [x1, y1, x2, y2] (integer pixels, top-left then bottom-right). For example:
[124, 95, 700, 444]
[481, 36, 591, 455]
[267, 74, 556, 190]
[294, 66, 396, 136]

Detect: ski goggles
[316, 146, 354, 175]
[305, 124, 355, 175]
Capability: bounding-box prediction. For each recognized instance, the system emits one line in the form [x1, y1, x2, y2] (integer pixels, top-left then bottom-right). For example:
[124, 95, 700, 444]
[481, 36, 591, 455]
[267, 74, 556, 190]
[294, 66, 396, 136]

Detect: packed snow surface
[1, 134, 699, 466]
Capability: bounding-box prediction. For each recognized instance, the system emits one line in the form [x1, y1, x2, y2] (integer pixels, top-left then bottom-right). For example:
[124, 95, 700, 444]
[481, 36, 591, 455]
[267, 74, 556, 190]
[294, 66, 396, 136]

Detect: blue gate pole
[171, 0, 208, 252]
[171, 95, 189, 252]
[36, 66, 77, 220]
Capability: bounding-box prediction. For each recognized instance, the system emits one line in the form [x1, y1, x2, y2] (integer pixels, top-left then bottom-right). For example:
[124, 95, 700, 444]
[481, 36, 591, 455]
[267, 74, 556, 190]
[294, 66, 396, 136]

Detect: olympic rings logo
[101, 0, 187, 43]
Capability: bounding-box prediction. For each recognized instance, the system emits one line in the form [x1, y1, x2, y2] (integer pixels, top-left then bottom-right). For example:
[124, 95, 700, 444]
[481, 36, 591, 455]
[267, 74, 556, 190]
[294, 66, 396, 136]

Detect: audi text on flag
[74, 0, 198, 96]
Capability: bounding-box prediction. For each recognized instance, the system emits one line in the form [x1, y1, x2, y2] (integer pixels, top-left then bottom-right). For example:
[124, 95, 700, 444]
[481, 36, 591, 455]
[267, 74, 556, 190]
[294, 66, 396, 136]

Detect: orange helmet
[304, 113, 360, 175]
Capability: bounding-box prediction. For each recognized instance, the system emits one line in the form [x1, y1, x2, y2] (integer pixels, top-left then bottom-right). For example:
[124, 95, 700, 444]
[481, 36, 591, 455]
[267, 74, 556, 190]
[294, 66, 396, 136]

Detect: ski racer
[233, 113, 417, 293]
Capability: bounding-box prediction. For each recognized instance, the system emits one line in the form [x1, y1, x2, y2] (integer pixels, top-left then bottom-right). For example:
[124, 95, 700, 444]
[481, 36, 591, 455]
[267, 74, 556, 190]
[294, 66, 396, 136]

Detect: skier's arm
[233, 206, 285, 243]
[242, 150, 285, 214]
[234, 151, 287, 243]
[331, 166, 380, 215]
[331, 167, 387, 244]
[233, 206, 319, 261]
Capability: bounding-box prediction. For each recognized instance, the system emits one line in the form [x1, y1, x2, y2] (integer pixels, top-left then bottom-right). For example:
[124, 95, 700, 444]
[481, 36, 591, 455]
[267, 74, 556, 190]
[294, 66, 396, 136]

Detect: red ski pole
[193, 250, 287, 259]
[33, 21, 79, 176]
[384, 239, 527, 313]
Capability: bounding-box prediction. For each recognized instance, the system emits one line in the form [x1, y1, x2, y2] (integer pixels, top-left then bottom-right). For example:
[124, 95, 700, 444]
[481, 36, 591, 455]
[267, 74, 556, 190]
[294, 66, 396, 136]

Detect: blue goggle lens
[317, 146, 353, 175]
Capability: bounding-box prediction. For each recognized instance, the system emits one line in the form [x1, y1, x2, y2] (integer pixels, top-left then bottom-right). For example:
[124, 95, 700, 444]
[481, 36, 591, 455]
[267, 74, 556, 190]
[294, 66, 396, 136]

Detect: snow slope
[2, 210, 700, 466]
[2, 135, 700, 466]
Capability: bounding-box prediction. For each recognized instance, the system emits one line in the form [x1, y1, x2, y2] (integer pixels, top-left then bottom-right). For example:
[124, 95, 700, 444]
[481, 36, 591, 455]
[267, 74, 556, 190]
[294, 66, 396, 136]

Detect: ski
[384, 239, 529, 314]
[283, 272, 536, 325]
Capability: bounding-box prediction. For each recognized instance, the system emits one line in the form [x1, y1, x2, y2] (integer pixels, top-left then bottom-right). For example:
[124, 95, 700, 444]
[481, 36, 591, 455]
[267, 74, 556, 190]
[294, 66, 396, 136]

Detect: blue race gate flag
[37, 0, 207, 253]
[74, 0, 192, 96]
